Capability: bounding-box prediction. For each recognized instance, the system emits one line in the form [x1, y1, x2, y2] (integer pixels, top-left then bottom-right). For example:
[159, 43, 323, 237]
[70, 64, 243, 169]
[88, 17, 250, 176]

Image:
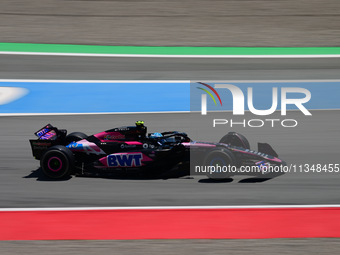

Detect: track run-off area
[0, 44, 340, 241]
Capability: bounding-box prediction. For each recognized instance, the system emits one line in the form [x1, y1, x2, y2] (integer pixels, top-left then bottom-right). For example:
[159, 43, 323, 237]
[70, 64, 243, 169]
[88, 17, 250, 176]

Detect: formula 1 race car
[29, 121, 285, 179]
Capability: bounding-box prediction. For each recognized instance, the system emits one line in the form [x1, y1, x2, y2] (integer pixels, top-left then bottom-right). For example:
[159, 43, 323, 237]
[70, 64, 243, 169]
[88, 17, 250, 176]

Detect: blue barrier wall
[0, 81, 190, 113]
[0, 81, 339, 114]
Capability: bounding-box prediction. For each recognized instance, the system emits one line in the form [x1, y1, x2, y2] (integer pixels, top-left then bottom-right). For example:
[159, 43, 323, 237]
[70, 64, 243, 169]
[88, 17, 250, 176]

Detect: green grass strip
[1, 43, 340, 55]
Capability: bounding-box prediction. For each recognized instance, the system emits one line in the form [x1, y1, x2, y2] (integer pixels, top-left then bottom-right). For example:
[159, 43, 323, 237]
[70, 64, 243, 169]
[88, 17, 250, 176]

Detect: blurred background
[1, 0, 340, 47]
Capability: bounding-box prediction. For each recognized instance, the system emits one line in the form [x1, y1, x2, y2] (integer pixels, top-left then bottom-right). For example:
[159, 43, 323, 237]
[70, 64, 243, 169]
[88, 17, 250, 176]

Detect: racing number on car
[107, 153, 143, 167]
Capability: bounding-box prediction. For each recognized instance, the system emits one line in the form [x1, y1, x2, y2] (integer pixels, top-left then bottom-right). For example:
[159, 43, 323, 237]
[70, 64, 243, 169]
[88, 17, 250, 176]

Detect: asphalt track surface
[1, 239, 340, 255]
[1, 55, 340, 80]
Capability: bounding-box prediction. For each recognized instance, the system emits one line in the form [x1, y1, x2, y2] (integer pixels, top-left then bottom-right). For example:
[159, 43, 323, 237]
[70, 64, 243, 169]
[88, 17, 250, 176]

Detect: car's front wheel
[40, 145, 75, 179]
[204, 149, 236, 179]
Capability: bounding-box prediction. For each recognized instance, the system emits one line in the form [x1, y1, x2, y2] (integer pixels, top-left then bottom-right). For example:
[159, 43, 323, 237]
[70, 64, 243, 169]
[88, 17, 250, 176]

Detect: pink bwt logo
[197, 82, 312, 116]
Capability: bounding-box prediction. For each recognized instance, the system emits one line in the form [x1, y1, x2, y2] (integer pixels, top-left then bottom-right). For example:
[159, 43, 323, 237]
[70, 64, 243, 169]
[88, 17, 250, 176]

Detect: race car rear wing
[35, 124, 58, 140]
[30, 124, 67, 160]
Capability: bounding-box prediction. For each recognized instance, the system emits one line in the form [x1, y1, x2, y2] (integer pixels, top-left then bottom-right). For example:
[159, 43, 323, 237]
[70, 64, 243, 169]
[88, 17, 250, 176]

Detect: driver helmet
[135, 120, 147, 138]
[135, 120, 145, 127]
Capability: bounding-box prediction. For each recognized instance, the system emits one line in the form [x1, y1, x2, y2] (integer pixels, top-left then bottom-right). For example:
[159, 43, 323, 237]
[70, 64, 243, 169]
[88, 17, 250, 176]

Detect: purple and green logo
[196, 82, 223, 115]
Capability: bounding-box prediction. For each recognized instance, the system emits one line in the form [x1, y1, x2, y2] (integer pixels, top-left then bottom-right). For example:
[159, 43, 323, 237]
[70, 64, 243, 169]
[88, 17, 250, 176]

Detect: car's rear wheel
[65, 132, 87, 145]
[219, 132, 250, 149]
[204, 149, 236, 179]
[40, 145, 75, 179]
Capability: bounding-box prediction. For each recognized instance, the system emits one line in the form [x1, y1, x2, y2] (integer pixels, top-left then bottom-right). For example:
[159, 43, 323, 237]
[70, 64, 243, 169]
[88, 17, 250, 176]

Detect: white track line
[0, 109, 339, 117]
[1, 51, 340, 58]
[0, 205, 339, 211]
[0, 79, 189, 83]
[0, 111, 190, 117]
[1, 79, 340, 83]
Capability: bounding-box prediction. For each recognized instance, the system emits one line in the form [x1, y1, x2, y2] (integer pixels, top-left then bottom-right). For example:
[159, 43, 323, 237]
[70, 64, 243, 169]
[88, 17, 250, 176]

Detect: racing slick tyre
[65, 132, 87, 145]
[204, 149, 236, 180]
[219, 132, 250, 149]
[40, 145, 75, 179]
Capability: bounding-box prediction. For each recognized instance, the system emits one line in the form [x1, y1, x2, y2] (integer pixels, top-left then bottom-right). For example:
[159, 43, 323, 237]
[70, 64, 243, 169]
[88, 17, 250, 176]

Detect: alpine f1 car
[29, 121, 285, 179]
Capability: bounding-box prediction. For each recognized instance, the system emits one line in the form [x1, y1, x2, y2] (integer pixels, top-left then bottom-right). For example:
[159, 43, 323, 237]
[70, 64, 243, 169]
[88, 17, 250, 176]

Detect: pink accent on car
[266, 157, 282, 163]
[94, 131, 125, 142]
[40, 130, 57, 140]
[98, 157, 107, 167]
[88, 143, 103, 153]
[182, 142, 216, 148]
[47, 157, 62, 172]
[74, 139, 87, 144]
[125, 141, 143, 145]
[69, 140, 105, 155]
[232, 148, 282, 163]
